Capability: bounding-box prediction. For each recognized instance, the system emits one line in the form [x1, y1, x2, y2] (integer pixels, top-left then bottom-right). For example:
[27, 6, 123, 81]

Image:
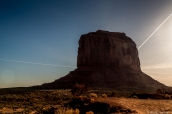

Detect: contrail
[0, 59, 76, 68]
[138, 13, 172, 49]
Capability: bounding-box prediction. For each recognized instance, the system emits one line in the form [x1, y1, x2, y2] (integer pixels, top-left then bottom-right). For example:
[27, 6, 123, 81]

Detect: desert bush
[85, 111, 94, 114]
[66, 109, 73, 114]
[89, 93, 97, 98]
[101, 94, 107, 98]
[90, 98, 94, 103]
[78, 95, 87, 101]
[41, 107, 58, 114]
[67, 97, 85, 108]
[107, 92, 116, 97]
[66, 95, 96, 109]
[164, 94, 171, 99]
[65, 108, 80, 114]
[74, 109, 80, 114]
[71, 83, 87, 96]
[33, 104, 44, 112]
[132, 95, 138, 99]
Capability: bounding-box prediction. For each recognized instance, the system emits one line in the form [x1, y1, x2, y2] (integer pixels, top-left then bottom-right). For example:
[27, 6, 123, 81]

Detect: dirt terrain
[95, 97, 172, 114]
[0, 89, 172, 114]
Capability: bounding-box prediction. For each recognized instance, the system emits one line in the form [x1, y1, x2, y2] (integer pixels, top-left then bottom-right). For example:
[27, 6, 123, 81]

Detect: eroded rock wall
[77, 30, 140, 71]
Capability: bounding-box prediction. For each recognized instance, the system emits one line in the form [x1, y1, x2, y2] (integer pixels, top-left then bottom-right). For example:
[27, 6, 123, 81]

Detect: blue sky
[0, 0, 172, 88]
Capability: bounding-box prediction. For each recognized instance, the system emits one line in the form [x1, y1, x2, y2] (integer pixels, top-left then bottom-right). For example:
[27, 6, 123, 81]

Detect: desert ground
[0, 88, 172, 114]
[95, 97, 172, 114]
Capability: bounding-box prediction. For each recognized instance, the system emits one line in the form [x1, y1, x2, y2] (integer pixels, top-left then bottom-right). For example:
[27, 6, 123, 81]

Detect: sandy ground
[0, 97, 172, 114]
[95, 97, 172, 114]
[0, 107, 24, 113]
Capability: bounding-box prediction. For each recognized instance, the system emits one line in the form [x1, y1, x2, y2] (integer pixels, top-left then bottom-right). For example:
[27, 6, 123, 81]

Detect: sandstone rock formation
[77, 30, 140, 71]
[40, 30, 165, 92]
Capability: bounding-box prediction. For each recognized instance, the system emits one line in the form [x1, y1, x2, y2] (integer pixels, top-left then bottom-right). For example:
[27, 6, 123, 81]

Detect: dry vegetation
[0, 89, 72, 113]
[0, 85, 172, 114]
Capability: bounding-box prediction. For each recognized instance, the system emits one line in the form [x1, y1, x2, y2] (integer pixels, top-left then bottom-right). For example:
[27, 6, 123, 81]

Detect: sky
[0, 0, 172, 88]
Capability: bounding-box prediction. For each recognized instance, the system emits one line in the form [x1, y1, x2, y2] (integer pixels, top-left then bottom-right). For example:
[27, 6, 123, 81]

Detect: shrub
[65, 109, 80, 114]
[107, 92, 116, 97]
[90, 98, 94, 103]
[132, 95, 138, 99]
[101, 94, 107, 98]
[66, 109, 73, 114]
[41, 107, 58, 114]
[164, 94, 171, 99]
[71, 83, 87, 96]
[86, 111, 94, 114]
[67, 97, 85, 108]
[89, 93, 97, 98]
[74, 109, 80, 114]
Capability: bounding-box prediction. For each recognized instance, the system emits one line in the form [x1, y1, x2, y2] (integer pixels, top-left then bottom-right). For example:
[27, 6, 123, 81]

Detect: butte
[40, 30, 165, 92]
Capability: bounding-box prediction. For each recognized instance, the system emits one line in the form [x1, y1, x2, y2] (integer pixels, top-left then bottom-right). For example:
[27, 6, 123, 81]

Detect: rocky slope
[40, 30, 165, 92]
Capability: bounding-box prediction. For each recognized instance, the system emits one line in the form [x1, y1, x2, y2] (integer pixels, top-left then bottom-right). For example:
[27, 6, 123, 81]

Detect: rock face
[40, 30, 165, 92]
[77, 30, 140, 71]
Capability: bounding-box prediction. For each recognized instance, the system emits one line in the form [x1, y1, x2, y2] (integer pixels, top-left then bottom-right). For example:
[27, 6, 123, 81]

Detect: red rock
[40, 30, 165, 92]
[77, 30, 140, 71]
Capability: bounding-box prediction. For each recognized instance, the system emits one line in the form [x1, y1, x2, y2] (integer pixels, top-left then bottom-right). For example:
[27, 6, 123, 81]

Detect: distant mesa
[40, 30, 165, 92]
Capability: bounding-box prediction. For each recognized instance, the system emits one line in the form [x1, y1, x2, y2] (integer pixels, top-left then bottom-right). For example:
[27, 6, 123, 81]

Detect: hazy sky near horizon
[0, 0, 172, 88]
